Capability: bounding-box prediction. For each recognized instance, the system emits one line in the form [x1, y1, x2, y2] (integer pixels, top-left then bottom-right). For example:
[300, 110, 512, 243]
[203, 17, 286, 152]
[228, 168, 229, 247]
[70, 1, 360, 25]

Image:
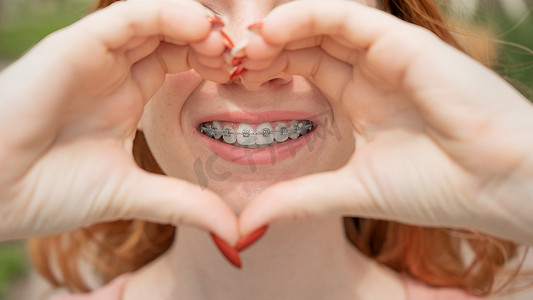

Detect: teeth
[233, 140, 245, 148]
[255, 123, 274, 145]
[300, 125, 309, 135]
[237, 123, 256, 145]
[212, 121, 222, 139]
[203, 125, 214, 138]
[274, 122, 289, 142]
[200, 120, 312, 148]
[222, 125, 236, 144]
[289, 120, 300, 140]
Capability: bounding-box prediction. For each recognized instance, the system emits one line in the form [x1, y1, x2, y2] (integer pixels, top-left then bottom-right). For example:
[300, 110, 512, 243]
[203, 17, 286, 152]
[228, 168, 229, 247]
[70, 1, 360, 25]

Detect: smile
[194, 111, 320, 166]
[199, 120, 313, 149]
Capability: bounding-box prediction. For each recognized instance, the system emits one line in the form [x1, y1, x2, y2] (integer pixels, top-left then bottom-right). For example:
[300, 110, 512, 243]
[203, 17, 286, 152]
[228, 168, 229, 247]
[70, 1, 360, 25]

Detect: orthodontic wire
[199, 121, 313, 137]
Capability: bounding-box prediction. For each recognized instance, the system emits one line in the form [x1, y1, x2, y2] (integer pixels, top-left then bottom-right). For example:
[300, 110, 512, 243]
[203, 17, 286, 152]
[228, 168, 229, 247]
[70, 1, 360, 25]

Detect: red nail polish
[236, 67, 248, 76]
[235, 225, 268, 252]
[229, 69, 240, 81]
[220, 30, 234, 49]
[207, 15, 225, 29]
[229, 67, 247, 81]
[210, 233, 242, 268]
[231, 56, 244, 66]
[247, 22, 263, 33]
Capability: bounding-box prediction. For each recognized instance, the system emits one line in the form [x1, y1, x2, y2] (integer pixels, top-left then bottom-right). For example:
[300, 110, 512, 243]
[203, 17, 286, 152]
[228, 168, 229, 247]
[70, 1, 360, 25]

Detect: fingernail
[236, 67, 248, 77]
[207, 15, 225, 29]
[229, 67, 247, 81]
[231, 41, 247, 58]
[223, 50, 233, 65]
[231, 22, 260, 57]
[210, 233, 242, 269]
[225, 65, 238, 76]
[235, 225, 268, 252]
[231, 56, 245, 66]
[220, 30, 234, 49]
[247, 22, 263, 34]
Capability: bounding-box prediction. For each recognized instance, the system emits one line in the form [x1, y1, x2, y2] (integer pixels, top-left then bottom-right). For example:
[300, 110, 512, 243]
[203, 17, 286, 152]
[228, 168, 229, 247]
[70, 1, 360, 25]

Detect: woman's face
[141, 0, 376, 213]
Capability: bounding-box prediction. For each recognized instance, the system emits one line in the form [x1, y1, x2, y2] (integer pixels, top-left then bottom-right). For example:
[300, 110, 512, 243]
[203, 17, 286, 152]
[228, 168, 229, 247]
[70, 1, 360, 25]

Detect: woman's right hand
[0, 0, 239, 244]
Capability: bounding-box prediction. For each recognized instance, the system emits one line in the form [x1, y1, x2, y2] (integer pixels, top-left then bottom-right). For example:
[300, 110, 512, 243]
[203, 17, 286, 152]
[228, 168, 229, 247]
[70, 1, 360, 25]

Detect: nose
[223, 1, 293, 91]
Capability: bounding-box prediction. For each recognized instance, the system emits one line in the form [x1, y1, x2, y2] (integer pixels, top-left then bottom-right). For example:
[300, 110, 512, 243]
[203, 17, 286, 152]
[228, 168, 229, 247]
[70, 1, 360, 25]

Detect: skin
[130, 1, 407, 299]
[0, 0, 239, 243]
[237, 0, 533, 244]
[127, 1, 408, 298]
[0, 0, 533, 298]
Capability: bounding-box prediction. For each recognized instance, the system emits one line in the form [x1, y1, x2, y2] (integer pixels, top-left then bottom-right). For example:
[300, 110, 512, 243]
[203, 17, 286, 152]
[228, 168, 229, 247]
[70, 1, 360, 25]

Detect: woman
[1, 0, 532, 299]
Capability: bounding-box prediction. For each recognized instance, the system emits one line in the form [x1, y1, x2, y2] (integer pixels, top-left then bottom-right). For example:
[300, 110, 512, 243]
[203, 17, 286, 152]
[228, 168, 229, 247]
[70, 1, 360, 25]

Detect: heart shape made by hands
[203, 17, 272, 268]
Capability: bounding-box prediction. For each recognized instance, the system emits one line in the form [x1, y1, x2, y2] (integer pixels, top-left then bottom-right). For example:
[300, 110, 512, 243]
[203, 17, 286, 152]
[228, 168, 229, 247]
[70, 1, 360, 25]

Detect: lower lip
[195, 130, 316, 166]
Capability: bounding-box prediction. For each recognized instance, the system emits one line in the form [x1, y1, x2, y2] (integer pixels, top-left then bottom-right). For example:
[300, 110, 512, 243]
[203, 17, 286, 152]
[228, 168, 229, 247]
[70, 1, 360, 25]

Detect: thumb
[238, 168, 378, 237]
[109, 168, 239, 245]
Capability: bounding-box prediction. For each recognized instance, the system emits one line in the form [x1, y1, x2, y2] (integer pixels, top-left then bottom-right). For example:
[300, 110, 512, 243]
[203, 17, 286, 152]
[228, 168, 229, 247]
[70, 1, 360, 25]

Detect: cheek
[318, 107, 355, 170]
[140, 71, 202, 178]
[142, 72, 200, 136]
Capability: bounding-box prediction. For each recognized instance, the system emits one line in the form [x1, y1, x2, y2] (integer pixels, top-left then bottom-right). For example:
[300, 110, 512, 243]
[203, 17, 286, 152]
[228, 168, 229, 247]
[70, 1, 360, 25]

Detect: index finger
[246, 1, 397, 58]
[70, 0, 216, 50]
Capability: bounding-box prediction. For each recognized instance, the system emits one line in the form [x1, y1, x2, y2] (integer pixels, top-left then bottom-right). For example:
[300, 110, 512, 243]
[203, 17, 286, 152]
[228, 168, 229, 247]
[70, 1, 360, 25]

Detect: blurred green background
[0, 0, 532, 299]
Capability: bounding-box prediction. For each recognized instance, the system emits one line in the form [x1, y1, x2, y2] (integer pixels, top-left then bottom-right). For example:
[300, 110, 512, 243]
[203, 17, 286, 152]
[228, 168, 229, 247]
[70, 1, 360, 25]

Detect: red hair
[28, 0, 527, 296]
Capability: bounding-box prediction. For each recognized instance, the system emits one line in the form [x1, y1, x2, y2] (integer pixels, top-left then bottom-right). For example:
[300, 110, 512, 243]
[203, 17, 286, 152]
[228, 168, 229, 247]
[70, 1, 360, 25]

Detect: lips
[194, 110, 319, 166]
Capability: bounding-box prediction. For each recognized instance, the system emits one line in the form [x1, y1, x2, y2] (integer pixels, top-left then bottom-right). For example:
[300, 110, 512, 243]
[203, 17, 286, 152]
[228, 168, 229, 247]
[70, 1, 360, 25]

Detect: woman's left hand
[237, 0, 533, 244]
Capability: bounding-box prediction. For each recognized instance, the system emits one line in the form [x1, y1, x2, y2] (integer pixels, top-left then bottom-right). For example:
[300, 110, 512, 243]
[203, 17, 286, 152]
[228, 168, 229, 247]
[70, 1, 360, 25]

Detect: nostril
[257, 74, 293, 89]
[268, 76, 292, 86]
[239, 73, 293, 90]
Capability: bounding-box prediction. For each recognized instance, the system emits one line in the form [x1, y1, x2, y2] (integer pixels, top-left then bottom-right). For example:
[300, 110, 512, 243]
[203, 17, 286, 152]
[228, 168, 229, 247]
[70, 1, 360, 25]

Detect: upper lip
[194, 110, 321, 128]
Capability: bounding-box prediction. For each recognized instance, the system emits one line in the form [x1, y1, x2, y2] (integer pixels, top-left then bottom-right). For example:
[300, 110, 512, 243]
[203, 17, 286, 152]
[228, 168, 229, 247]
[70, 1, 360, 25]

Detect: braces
[199, 120, 313, 138]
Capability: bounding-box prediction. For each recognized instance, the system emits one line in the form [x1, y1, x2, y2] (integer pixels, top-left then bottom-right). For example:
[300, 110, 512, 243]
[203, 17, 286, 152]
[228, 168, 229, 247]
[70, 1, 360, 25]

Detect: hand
[0, 0, 238, 243]
[238, 0, 533, 244]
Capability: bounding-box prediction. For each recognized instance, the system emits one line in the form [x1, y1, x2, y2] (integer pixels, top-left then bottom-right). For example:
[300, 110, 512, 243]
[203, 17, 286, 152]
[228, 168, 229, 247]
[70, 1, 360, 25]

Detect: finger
[190, 29, 227, 57]
[238, 168, 375, 237]
[114, 168, 239, 245]
[131, 42, 228, 99]
[240, 56, 277, 71]
[259, 0, 396, 50]
[244, 36, 355, 73]
[130, 53, 168, 101]
[74, 0, 215, 50]
[245, 0, 428, 86]
[265, 0, 500, 93]
[191, 51, 226, 69]
[125, 36, 161, 64]
[188, 51, 231, 83]
[246, 34, 356, 70]
[130, 42, 192, 101]
[121, 36, 154, 52]
[124, 30, 227, 66]
[245, 35, 326, 60]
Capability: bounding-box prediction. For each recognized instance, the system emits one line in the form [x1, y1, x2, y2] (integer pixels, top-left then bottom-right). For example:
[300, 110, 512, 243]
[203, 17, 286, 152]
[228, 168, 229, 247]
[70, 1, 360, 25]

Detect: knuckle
[168, 211, 188, 226]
